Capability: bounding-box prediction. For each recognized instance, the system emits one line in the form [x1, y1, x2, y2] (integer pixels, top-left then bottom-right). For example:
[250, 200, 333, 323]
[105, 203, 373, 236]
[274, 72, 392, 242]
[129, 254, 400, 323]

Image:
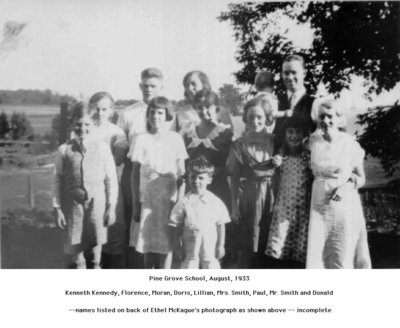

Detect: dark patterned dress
[182, 124, 233, 208]
[265, 150, 312, 264]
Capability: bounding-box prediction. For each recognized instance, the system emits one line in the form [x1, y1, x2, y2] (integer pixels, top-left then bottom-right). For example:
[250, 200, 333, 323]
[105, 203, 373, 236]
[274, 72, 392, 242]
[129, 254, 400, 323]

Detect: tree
[0, 89, 75, 105]
[357, 102, 400, 176]
[219, 2, 400, 96]
[10, 112, 34, 140]
[0, 111, 10, 139]
[219, 2, 400, 175]
[218, 84, 244, 115]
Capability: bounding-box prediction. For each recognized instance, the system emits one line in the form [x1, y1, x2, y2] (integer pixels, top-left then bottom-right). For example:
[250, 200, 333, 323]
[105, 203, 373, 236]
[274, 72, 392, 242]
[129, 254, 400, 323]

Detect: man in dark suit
[273, 54, 316, 143]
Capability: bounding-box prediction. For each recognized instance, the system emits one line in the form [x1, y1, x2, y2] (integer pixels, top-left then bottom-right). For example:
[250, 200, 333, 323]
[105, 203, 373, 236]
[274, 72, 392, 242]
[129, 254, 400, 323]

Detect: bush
[357, 102, 400, 176]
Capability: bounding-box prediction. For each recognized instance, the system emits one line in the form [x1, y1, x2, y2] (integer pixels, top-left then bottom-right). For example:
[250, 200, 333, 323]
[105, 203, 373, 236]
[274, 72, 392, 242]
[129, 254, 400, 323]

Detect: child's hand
[230, 205, 240, 224]
[331, 184, 351, 202]
[103, 205, 116, 227]
[173, 246, 185, 263]
[323, 166, 341, 179]
[285, 109, 293, 117]
[266, 114, 275, 127]
[272, 155, 283, 168]
[54, 208, 66, 229]
[216, 245, 225, 260]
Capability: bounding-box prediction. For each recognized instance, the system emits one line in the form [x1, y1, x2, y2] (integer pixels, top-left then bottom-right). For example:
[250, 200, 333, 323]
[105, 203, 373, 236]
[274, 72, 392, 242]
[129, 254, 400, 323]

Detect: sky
[0, 0, 241, 101]
[0, 0, 399, 110]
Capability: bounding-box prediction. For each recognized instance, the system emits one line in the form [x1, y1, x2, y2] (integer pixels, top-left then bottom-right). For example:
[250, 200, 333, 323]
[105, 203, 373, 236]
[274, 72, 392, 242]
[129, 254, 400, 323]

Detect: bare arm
[351, 162, 366, 189]
[219, 106, 233, 130]
[169, 226, 184, 261]
[331, 162, 366, 201]
[52, 146, 66, 229]
[103, 145, 118, 226]
[228, 174, 240, 224]
[169, 200, 186, 261]
[176, 159, 186, 202]
[227, 145, 241, 224]
[272, 109, 293, 118]
[216, 224, 226, 260]
[113, 147, 128, 166]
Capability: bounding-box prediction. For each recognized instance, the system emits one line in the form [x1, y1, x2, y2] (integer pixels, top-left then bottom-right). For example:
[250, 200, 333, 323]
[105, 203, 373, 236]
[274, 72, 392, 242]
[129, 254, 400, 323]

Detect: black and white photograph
[0, 0, 399, 325]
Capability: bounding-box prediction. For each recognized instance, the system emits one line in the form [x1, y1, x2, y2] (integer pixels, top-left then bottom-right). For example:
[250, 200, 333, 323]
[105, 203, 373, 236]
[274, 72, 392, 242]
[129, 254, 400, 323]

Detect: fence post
[27, 173, 35, 208]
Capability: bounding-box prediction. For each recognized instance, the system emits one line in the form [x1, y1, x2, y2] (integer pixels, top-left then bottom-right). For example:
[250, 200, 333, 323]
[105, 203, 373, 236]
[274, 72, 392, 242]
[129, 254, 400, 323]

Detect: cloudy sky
[0, 0, 398, 109]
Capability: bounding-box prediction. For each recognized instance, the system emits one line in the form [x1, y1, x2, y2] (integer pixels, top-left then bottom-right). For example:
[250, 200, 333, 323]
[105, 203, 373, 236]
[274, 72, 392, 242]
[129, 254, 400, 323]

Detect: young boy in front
[169, 156, 230, 269]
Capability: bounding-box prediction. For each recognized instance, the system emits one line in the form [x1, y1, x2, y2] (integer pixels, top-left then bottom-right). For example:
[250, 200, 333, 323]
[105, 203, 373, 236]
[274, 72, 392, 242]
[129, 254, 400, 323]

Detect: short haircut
[187, 155, 214, 177]
[312, 98, 346, 128]
[193, 89, 220, 111]
[254, 71, 274, 91]
[146, 96, 174, 122]
[141, 67, 163, 80]
[71, 102, 91, 121]
[283, 54, 305, 69]
[242, 95, 275, 124]
[89, 91, 114, 108]
[182, 71, 212, 99]
[280, 117, 308, 155]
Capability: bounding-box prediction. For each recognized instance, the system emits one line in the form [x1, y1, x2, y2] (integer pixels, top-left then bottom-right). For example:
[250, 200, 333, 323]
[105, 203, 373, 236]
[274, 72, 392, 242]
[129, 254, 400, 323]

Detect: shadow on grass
[2, 225, 64, 269]
[1, 223, 399, 269]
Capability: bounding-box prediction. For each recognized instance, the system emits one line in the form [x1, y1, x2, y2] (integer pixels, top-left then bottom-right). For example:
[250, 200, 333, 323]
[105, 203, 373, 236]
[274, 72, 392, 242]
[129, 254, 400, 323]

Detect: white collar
[287, 87, 306, 101]
[187, 190, 212, 203]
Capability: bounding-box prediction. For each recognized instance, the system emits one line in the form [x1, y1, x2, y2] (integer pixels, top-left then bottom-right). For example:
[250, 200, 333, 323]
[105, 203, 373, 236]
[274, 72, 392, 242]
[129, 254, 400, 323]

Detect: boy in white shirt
[169, 156, 230, 269]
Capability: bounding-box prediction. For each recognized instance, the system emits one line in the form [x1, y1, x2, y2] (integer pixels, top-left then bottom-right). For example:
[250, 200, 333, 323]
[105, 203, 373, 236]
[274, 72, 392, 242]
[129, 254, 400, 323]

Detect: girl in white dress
[128, 96, 188, 269]
[306, 99, 371, 269]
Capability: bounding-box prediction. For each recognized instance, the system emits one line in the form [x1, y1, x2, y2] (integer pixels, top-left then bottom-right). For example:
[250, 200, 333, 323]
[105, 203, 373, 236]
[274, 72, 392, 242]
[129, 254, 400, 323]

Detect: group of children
[53, 64, 371, 270]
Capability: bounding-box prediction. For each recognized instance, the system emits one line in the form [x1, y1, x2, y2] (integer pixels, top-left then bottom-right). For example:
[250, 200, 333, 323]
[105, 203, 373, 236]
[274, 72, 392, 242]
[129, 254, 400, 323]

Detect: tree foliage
[219, 1, 400, 96]
[357, 103, 400, 176]
[10, 112, 34, 140]
[218, 83, 244, 115]
[0, 89, 75, 105]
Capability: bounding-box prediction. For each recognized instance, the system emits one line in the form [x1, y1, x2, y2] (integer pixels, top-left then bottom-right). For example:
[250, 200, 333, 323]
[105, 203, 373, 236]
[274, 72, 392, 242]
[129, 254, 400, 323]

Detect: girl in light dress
[227, 96, 281, 268]
[175, 71, 233, 132]
[128, 96, 187, 269]
[306, 99, 371, 269]
[265, 117, 313, 268]
[88, 92, 129, 268]
[53, 102, 118, 269]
